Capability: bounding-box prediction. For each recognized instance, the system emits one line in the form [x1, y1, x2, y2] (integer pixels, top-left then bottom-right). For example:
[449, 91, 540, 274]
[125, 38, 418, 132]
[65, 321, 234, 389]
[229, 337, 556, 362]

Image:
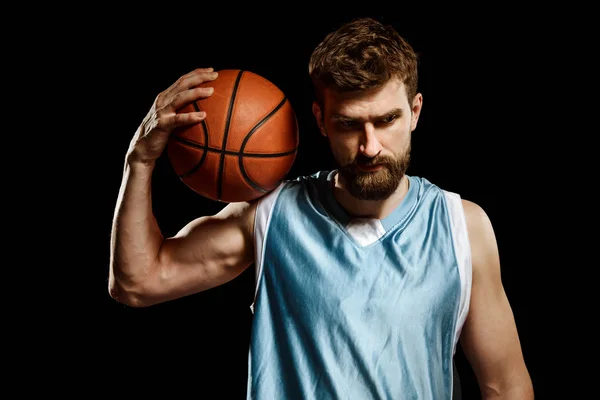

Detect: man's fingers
[171, 86, 215, 111]
[157, 69, 218, 109]
[159, 111, 207, 131]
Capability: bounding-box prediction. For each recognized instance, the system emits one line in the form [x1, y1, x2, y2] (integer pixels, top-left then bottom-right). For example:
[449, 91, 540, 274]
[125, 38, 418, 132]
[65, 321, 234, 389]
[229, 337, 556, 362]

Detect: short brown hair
[308, 17, 419, 107]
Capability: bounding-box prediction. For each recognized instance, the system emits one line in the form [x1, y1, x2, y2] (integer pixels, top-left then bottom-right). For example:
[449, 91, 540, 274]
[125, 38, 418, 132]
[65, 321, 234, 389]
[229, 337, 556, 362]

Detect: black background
[43, 6, 570, 399]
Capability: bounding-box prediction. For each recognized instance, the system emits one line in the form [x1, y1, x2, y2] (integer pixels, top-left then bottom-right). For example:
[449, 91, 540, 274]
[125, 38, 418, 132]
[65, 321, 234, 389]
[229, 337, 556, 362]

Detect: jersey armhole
[442, 190, 473, 354]
[250, 182, 286, 313]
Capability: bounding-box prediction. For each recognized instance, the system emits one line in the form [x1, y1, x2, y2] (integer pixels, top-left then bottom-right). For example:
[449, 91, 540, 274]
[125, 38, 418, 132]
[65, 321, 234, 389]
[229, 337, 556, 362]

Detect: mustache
[345, 154, 394, 167]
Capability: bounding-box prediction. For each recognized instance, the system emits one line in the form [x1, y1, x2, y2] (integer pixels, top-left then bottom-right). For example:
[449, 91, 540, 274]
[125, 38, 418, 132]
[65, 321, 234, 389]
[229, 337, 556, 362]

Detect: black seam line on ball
[179, 101, 209, 178]
[238, 96, 290, 193]
[173, 136, 297, 158]
[216, 70, 244, 200]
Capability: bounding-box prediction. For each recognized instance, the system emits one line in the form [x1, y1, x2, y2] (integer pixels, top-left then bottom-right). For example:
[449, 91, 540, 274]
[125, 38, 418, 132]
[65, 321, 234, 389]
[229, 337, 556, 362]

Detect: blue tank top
[248, 170, 472, 399]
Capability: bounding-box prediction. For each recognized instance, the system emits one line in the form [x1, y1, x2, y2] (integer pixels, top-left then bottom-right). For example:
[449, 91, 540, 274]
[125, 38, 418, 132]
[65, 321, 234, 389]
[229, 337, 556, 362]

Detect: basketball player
[109, 17, 534, 399]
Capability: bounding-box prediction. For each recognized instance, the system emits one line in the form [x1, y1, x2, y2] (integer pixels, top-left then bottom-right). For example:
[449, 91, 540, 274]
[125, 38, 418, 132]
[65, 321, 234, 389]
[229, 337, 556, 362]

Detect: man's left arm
[459, 199, 534, 399]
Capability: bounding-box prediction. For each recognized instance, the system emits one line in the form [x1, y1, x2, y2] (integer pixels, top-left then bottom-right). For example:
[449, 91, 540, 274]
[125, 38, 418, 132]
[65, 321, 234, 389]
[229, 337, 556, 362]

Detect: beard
[337, 144, 411, 201]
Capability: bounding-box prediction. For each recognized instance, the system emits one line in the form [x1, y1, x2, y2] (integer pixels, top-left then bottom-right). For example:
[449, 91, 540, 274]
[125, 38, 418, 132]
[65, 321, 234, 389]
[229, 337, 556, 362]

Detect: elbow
[480, 371, 534, 400]
[481, 386, 534, 400]
[108, 276, 152, 308]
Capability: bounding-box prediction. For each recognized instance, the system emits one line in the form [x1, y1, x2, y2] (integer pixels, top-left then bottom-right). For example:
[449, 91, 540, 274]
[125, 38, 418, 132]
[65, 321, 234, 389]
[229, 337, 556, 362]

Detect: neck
[332, 171, 410, 220]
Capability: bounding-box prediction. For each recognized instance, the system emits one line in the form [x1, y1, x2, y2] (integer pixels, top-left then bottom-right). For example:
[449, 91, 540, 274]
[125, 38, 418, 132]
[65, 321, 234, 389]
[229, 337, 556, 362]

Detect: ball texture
[167, 69, 299, 203]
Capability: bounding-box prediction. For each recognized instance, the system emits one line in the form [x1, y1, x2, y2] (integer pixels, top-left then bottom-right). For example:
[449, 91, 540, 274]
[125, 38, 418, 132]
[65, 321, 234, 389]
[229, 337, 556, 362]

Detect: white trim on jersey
[443, 190, 473, 354]
[250, 182, 286, 314]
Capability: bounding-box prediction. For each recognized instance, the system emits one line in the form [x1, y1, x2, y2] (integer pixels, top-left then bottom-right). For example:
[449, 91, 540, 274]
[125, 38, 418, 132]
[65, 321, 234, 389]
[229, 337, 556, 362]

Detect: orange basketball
[167, 69, 299, 203]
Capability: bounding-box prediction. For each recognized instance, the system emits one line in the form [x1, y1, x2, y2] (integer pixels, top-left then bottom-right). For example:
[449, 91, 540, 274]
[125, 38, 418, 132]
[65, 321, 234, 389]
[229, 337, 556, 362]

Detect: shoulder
[461, 199, 490, 225]
[460, 199, 500, 277]
[291, 169, 335, 185]
[215, 169, 327, 220]
[428, 179, 492, 233]
[258, 169, 334, 202]
[461, 199, 495, 241]
[418, 175, 501, 276]
[213, 201, 258, 239]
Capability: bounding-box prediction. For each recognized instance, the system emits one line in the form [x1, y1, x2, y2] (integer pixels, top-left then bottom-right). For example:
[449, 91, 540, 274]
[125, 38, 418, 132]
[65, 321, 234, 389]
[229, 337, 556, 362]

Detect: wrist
[125, 151, 157, 173]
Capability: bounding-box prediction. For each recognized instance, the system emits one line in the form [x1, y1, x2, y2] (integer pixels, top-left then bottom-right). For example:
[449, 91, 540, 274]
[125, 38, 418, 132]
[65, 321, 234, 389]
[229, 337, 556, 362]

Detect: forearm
[109, 156, 164, 300]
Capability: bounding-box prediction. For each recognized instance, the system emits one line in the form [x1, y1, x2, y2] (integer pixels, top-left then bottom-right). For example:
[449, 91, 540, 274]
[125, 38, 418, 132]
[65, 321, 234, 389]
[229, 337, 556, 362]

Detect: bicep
[459, 200, 530, 395]
[147, 201, 257, 304]
[459, 264, 523, 383]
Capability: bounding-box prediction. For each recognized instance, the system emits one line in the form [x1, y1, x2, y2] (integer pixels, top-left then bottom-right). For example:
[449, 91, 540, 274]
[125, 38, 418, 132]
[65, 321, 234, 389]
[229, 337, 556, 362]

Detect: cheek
[331, 136, 358, 155]
[388, 124, 411, 147]
[328, 136, 358, 161]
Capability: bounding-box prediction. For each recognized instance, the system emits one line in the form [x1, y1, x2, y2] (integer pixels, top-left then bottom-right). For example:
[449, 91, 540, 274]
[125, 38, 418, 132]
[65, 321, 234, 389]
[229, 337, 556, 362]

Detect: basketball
[167, 69, 300, 203]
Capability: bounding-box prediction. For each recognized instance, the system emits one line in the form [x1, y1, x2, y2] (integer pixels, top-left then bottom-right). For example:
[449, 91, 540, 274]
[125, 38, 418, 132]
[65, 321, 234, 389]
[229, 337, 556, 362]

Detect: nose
[359, 123, 383, 158]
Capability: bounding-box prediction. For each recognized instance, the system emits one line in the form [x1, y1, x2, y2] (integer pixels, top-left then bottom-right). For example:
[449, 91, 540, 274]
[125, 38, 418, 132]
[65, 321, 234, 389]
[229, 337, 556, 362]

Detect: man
[109, 17, 534, 399]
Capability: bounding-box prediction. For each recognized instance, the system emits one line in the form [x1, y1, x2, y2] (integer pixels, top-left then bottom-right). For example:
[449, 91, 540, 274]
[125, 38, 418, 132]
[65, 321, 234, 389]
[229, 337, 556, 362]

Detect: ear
[312, 101, 327, 137]
[410, 93, 423, 131]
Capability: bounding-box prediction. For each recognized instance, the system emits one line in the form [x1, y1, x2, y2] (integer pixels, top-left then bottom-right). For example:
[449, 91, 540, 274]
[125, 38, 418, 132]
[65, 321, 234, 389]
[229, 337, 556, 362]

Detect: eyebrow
[332, 108, 404, 123]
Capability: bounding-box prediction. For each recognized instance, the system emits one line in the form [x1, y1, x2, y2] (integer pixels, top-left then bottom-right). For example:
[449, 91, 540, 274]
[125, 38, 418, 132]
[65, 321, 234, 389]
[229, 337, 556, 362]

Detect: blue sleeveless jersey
[248, 170, 472, 399]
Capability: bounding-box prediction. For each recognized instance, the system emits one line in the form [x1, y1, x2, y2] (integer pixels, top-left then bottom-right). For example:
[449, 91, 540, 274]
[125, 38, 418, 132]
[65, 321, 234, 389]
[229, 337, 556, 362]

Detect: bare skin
[109, 68, 257, 307]
[311, 78, 420, 220]
[109, 68, 533, 398]
[312, 78, 533, 398]
[460, 200, 535, 399]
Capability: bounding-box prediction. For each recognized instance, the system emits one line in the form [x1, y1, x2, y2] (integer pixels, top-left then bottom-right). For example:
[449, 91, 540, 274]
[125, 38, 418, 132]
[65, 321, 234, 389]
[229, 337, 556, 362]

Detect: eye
[381, 114, 398, 124]
[339, 120, 358, 128]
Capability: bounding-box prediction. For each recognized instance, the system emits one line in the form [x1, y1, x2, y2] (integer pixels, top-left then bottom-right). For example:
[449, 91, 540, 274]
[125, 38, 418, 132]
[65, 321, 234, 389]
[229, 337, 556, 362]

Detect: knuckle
[196, 86, 213, 96]
[155, 111, 169, 130]
[155, 92, 167, 108]
[143, 113, 159, 133]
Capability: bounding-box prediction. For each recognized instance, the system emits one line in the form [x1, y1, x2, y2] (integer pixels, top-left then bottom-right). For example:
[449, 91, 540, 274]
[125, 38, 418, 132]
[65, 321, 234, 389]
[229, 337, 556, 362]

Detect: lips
[356, 164, 384, 172]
